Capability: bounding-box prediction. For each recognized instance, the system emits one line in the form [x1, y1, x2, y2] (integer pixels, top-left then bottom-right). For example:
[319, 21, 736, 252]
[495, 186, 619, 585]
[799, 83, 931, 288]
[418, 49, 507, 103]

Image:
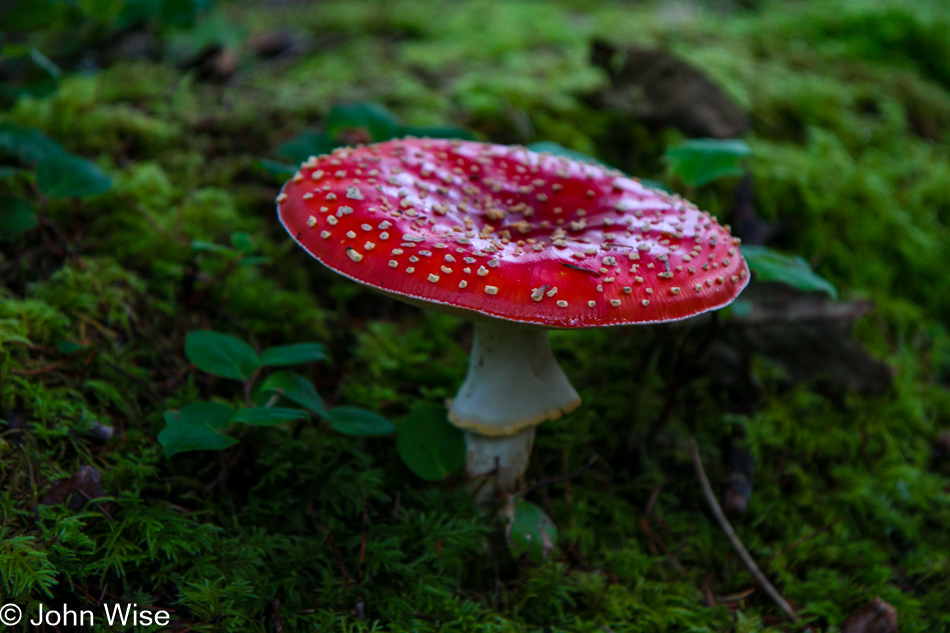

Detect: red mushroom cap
[276, 139, 749, 328]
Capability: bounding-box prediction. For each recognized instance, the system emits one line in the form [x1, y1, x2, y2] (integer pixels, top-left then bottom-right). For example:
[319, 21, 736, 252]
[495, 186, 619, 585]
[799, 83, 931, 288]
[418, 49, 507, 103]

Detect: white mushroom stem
[449, 319, 581, 495]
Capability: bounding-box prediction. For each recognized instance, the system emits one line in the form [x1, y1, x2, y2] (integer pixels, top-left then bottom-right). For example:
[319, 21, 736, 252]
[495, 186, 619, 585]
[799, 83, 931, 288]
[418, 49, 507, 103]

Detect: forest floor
[2, 0, 950, 631]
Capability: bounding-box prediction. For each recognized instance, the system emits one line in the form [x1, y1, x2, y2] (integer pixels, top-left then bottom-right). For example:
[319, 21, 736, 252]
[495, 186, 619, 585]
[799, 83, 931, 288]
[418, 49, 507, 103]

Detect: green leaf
[231, 407, 309, 426]
[664, 138, 751, 187]
[276, 130, 335, 166]
[259, 370, 327, 417]
[166, 401, 234, 429]
[397, 403, 464, 481]
[230, 231, 253, 252]
[191, 240, 236, 253]
[158, 425, 237, 457]
[327, 102, 403, 142]
[742, 245, 838, 299]
[56, 340, 83, 354]
[0, 197, 37, 242]
[259, 343, 328, 367]
[506, 501, 558, 564]
[255, 158, 296, 176]
[236, 256, 270, 267]
[0, 167, 29, 180]
[36, 153, 112, 198]
[0, 123, 64, 164]
[401, 125, 475, 141]
[185, 330, 260, 380]
[159, 401, 237, 456]
[328, 406, 395, 436]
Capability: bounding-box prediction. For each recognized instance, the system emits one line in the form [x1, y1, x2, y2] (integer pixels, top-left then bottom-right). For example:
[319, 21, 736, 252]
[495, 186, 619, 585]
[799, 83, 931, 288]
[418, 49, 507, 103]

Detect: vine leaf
[259, 370, 327, 417]
[328, 406, 395, 436]
[397, 403, 464, 481]
[159, 401, 237, 456]
[506, 501, 558, 563]
[742, 245, 838, 299]
[185, 330, 260, 381]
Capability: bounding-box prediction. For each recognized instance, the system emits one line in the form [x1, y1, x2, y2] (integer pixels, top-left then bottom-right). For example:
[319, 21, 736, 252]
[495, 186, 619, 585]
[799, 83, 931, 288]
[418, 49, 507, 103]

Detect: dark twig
[481, 457, 599, 505]
[644, 483, 662, 517]
[359, 488, 367, 582]
[688, 437, 801, 624]
[272, 599, 283, 633]
[320, 523, 352, 586]
[518, 456, 598, 495]
[11, 360, 68, 375]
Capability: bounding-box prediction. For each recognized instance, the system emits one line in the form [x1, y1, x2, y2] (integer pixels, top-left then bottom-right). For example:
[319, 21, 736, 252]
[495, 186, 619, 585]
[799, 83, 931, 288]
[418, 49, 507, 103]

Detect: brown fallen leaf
[42, 466, 106, 511]
[248, 31, 294, 59]
[841, 597, 898, 633]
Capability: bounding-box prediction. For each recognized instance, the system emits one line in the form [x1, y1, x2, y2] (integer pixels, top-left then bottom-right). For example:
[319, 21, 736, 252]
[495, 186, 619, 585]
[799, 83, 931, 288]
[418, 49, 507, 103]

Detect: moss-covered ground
[2, 0, 950, 631]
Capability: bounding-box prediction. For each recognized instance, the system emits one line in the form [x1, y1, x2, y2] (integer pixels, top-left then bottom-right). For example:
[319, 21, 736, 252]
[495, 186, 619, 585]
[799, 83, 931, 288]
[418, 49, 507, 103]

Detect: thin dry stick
[359, 488, 367, 582]
[688, 437, 800, 624]
[517, 456, 599, 496]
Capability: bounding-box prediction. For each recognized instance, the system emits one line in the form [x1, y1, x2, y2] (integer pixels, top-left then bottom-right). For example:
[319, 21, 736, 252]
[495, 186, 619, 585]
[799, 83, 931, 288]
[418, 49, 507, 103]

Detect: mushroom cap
[276, 139, 749, 328]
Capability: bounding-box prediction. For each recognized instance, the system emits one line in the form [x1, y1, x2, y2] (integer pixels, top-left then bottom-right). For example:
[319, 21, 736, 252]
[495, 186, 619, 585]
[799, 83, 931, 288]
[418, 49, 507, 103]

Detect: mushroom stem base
[465, 428, 535, 494]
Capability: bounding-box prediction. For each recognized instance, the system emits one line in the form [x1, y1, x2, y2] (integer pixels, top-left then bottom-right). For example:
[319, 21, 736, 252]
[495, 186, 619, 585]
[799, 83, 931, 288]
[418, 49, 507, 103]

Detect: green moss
[3, 0, 950, 631]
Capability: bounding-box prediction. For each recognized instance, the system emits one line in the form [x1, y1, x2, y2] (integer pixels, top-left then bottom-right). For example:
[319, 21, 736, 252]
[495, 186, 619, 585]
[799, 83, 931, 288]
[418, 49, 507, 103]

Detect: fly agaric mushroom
[276, 139, 749, 494]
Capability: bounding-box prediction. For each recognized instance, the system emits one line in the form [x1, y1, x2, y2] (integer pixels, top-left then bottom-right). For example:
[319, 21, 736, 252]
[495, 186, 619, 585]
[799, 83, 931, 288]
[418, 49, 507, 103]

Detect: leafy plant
[741, 245, 838, 298]
[159, 329, 339, 456]
[164, 329, 464, 481]
[664, 138, 751, 187]
[505, 501, 559, 564]
[662, 138, 838, 297]
[262, 102, 474, 172]
[0, 123, 112, 241]
[396, 402, 465, 481]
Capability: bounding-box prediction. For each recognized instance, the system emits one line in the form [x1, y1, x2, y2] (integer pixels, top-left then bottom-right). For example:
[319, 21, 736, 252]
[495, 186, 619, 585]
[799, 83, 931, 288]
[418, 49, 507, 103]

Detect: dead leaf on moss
[42, 465, 107, 511]
[841, 597, 898, 633]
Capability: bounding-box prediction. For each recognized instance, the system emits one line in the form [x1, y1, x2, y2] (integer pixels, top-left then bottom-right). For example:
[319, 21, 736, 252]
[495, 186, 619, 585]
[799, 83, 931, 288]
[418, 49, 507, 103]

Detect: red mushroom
[276, 139, 749, 495]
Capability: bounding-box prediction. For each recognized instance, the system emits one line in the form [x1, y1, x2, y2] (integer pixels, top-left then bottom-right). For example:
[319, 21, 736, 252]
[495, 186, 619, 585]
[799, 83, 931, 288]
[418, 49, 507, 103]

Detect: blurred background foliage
[2, 0, 950, 631]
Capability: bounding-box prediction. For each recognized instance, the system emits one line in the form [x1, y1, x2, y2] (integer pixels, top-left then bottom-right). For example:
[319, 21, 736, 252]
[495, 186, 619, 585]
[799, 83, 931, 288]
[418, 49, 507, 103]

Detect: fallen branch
[688, 437, 801, 624]
[517, 456, 599, 496]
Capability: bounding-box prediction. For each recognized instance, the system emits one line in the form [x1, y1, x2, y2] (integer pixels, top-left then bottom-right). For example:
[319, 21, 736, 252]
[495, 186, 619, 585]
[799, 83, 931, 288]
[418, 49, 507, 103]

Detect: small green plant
[159, 329, 394, 456]
[741, 245, 838, 299]
[0, 123, 112, 242]
[663, 137, 838, 298]
[505, 501, 559, 564]
[664, 138, 752, 188]
[161, 330, 467, 483]
[259, 102, 474, 175]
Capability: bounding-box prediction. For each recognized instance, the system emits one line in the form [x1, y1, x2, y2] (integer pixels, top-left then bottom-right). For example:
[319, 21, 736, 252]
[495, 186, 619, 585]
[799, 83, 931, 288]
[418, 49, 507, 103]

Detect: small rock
[723, 432, 755, 515]
[591, 40, 750, 139]
[841, 597, 898, 633]
[933, 430, 950, 465]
